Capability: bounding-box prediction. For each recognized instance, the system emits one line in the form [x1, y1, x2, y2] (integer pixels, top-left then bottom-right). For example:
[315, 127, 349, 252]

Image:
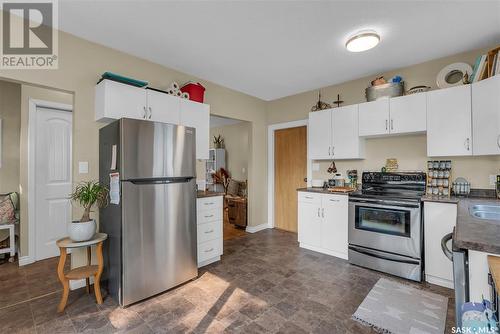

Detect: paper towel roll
[181, 92, 190, 99]
[169, 82, 179, 91]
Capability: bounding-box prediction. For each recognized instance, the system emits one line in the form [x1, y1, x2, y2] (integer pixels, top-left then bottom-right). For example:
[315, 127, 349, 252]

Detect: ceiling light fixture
[346, 31, 380, 52]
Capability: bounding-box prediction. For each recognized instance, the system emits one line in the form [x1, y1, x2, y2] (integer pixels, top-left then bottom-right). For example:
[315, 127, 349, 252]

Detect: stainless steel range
[348, 172, 426, 281]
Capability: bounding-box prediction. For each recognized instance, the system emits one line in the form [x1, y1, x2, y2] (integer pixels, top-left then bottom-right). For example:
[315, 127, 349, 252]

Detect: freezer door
[121, 178, 197, 306]
[120, 118, 196, 179]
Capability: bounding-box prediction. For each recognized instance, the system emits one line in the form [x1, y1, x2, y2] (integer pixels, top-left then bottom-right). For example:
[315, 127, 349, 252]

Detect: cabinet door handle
[321, 208, 324, 218]
[205, 248, 214, 253]
[148, 107, 152, 119]
[497, 135, 500, 149]
[465, 138, 470, 151]
[332, 146, 335, 156]
[391, 119, 394, 131]
[317, 208, 320, 217]
[143, 106, 147, 118]
[385, 119, 388, 131]
[328, 146, 331, 156]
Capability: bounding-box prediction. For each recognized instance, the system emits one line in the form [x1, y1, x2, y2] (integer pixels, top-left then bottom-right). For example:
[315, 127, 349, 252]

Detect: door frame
[267, 119, 310, 229]
[24, 98, 73, 265]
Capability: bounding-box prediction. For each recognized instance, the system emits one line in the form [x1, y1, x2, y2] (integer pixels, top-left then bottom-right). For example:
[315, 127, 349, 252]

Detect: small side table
[56, 233, 107, 312]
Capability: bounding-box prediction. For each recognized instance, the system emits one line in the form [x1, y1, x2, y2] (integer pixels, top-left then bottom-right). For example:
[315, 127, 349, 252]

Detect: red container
[180, 82, 205, 103]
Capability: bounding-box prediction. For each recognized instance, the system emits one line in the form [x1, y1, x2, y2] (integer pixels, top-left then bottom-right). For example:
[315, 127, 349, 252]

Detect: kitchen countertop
[421, 195, 460, 204]
[297, 187, 352, 195]
[454, 197, 500, 255]
[197, 190, 225, 198]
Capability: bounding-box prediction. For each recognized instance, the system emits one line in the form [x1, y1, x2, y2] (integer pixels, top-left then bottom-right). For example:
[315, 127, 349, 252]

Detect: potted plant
[68, 181, 109, 242]
[213, 135, 224, 149]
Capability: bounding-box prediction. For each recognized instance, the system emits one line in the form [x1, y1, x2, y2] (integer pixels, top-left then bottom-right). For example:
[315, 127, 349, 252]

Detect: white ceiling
[59, 1, 500, 101]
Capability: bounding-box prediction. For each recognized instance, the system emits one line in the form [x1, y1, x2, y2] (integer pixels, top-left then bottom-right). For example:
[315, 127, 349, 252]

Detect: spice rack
[426, 160, 452, 197]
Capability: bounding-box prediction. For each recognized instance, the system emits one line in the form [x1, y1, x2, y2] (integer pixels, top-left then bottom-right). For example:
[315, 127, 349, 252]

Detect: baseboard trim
[245, 223, 269, 233]
[299, 243, 348, 260]
[425, 274, 454, 289]
[69, 277, 95, 291]
[198, 256, 220, 268]
[18, 256, 35, 266]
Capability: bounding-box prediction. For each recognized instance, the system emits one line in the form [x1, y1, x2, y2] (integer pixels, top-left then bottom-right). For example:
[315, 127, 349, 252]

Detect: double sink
[469, 204, 500, 221]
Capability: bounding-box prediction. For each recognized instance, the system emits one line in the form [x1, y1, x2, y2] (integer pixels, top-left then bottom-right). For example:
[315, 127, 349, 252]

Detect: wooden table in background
[56, 233, 107, 312]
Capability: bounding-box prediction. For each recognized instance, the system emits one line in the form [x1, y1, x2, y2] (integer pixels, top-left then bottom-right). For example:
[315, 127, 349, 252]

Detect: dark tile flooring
[0, 229, 455, 333]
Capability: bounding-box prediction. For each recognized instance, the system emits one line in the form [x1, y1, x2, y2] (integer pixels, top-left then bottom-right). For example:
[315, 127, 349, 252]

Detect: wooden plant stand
[56, 233, 107, 312]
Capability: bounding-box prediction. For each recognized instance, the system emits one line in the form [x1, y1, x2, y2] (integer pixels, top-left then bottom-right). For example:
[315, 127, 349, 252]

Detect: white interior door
[34, 107, 72, 261]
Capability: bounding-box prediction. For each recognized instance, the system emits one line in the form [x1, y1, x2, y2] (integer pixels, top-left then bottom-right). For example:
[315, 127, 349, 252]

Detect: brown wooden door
[274, 126, 307, 233]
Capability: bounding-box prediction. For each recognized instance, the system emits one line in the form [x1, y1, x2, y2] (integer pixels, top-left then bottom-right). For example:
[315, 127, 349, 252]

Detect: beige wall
[0, 81, 21, 194]
[0, 26, 267, 264]
[267, 46, 499, 189]
[210, 122, 250, 181]
[19, 85, 73, 256]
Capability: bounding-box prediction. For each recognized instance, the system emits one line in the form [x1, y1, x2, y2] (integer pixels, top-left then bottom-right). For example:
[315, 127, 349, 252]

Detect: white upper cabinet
[332, 105, 364, 159]
[308, 109, 332, 160]
[427, 85, 472, 157]
[358, 99, 390, 137]
[180, 99, 210, 160]
[146, 89, 180, 124]
[389, 93, 427, 134]
[95, 79, 147, 121]
[472, 76, 500, 156]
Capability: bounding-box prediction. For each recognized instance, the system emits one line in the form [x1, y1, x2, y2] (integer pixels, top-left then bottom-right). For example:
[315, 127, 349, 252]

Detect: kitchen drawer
[198, 238, 221, 263]
[197, 220, 222, 243]
[197, 196, 223, 211]
[197, 208, 222, 225]
[298, 191, 321, 204]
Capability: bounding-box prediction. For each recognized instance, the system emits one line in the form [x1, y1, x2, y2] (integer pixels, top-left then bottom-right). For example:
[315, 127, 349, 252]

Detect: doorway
[30, 101, 73, 261]
[274, 126, 307, 232]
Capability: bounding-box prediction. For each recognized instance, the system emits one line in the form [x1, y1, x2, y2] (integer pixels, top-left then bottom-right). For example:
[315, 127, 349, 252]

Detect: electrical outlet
[489, 174, 497, 186]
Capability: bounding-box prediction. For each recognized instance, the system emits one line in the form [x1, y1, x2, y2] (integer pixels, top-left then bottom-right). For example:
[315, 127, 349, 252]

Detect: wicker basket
[365, 82, 404, 102]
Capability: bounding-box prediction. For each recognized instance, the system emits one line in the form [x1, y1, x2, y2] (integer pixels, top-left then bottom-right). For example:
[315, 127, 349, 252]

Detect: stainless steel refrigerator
[99, 118, 197, 307]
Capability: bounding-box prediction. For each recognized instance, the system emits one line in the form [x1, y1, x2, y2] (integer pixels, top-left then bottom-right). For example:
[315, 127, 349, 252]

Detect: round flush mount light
[345, 31, 380, 52]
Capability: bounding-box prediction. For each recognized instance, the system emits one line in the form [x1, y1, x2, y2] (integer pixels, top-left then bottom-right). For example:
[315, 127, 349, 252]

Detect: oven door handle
[349, 245, 420, 265]
[349, 198, 420, 209]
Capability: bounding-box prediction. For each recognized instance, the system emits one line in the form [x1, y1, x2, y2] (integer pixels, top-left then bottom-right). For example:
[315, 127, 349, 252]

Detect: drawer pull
[205, 248, 214, 253]
[305, 196, 313, 199]
[204, 229, 214, 234]
[204, 202, 214, 206]
[204, 214, 214, 218]
[330, 199, 340, 202]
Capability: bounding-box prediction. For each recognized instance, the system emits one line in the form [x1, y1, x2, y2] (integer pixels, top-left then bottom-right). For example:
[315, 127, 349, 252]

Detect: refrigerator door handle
[127, 177, 194, 185]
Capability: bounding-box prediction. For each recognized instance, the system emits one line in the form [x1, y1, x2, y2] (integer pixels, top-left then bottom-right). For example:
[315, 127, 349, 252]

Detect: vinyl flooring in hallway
[0, 229, 454, 333]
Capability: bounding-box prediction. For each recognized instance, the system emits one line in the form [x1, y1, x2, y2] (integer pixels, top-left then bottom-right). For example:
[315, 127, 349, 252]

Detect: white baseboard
[198, 256, 220, 268]
[299, 243, 348, 261]
[425, 274, 454, 289]
[70, 277, 95, 291]
[246, 223, 269, 233]
[18, 256, 35, 266]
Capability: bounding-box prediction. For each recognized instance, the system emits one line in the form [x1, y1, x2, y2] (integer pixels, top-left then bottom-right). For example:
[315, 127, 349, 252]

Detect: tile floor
[0, 229, 455, 333]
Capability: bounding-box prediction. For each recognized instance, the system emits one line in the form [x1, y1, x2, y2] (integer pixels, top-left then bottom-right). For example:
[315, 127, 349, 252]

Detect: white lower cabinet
[423, 201, 457, 288]
[197, 196, 223, 267]
[297, 192, 348, 259]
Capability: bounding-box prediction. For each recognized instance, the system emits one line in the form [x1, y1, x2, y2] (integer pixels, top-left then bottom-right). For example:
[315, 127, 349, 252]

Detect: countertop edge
[297, 188, 351, 195]
[197, 191, 225, 198]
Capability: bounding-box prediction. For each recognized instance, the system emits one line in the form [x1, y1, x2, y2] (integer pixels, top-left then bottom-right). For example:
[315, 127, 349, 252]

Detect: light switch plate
[79, 161, 89, 174]
[490, 174, 497, 186]
[312, 163, 320, 172]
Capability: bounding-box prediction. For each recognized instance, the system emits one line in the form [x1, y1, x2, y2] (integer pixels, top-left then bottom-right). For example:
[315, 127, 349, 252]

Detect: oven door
[348, 198, 421, 259]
